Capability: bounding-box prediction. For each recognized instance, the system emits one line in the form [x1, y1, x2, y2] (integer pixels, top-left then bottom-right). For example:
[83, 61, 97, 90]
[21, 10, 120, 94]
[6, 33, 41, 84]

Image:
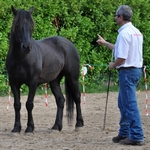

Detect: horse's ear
[11, 5, 17, 16]
[29, 6, 34, 14]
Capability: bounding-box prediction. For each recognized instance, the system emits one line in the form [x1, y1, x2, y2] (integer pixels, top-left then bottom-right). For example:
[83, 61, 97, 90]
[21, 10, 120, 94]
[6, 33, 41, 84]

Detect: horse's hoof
[25, 126, 34, 133]
[11, 126, 21, 133]
[75, 126, 84, 132]
[51, 125, 62, 131]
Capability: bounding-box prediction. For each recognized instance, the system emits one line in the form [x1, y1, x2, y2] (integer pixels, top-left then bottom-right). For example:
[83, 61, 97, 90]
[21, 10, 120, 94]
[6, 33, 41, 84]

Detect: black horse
[6, 6, 84, 133]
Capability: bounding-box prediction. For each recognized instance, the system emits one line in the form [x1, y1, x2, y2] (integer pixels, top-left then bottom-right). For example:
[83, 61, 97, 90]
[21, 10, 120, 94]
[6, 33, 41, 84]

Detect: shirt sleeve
[115, 33, 130, 59]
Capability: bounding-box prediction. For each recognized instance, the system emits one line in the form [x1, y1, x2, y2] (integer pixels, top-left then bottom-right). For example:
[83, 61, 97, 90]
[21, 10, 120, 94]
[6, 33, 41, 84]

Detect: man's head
[115, 5, 133, 26]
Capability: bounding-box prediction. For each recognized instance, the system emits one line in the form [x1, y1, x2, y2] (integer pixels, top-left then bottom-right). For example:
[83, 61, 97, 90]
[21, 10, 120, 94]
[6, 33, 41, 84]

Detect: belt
[118, 66, 136, 71]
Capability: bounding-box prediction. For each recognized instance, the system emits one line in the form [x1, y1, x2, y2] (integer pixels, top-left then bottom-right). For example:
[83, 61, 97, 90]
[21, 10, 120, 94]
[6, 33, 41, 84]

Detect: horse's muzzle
[21, 43, 32, 54]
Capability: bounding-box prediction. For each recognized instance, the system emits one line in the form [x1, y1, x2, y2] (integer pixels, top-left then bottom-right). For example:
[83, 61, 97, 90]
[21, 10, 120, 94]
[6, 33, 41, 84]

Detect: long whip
[103, 51, 113, 130]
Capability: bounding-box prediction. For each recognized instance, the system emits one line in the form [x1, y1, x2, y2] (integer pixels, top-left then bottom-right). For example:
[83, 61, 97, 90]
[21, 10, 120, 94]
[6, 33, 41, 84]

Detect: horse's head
[11, 6, 34, 54]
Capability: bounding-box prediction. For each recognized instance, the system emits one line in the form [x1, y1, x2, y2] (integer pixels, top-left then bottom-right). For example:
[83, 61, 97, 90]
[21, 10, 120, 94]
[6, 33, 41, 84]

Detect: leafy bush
[0, 0, 149, 95]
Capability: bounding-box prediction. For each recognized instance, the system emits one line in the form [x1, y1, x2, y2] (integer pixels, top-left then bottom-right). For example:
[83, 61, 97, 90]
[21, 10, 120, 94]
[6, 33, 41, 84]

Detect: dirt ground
[0, 91, 150, 150]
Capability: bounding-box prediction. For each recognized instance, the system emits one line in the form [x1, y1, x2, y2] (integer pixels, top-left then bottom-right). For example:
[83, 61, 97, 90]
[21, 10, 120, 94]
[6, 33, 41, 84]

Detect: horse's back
[37, 36, 79, 57]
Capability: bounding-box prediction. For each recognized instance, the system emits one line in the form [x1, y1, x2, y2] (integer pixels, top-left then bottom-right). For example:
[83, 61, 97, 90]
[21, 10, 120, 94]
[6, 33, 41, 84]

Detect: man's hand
[96, 34, 106, 46]
[109, 62, 115, 69]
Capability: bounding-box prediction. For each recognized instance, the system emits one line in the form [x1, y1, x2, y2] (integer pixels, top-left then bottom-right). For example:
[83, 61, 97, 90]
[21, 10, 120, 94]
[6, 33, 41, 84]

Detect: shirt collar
[118, 22, 132, 33]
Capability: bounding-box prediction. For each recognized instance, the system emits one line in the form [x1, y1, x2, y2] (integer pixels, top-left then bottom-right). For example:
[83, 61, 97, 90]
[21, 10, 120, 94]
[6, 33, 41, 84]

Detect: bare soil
[0, 92, 150, 150]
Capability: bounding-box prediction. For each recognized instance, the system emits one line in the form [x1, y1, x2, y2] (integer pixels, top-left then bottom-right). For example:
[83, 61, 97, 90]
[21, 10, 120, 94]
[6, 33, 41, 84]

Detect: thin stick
[103, 70, 111, 130]
[103, 50, 113, 130]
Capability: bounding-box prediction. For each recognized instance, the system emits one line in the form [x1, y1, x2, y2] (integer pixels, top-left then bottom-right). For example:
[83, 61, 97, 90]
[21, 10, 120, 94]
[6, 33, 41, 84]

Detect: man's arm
[109, 58, 125, 69]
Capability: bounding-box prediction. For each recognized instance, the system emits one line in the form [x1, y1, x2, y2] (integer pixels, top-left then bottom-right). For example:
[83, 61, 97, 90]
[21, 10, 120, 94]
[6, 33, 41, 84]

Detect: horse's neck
[9, 34, 22, 60]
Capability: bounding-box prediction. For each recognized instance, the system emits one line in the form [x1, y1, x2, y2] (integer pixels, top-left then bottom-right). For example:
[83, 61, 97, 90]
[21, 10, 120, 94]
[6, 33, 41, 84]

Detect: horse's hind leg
[49, 78, 65, 131]
[65, 76, 84, 129]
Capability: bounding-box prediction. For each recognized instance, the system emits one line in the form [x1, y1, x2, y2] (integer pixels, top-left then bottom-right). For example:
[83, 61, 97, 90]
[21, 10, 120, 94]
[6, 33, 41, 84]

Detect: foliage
[0, 0, 149, 95]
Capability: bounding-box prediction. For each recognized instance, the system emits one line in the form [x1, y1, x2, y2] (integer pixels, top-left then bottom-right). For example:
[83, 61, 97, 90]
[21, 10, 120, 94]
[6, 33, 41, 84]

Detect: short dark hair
[117, 5, 133, 21]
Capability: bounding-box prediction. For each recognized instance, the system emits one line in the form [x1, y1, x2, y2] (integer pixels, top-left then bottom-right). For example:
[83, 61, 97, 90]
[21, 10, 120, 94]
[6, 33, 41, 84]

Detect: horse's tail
[65, 79, 74, 125]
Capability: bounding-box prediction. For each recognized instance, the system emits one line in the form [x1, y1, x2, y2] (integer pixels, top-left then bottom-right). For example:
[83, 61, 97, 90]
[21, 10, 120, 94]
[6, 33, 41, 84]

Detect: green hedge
[0, 0, 149, 95]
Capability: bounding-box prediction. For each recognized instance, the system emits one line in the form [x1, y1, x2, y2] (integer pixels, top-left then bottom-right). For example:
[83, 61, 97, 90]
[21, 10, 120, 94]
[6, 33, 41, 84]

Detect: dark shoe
[112, 135, 127, 143]
[119, 138, 144, 146]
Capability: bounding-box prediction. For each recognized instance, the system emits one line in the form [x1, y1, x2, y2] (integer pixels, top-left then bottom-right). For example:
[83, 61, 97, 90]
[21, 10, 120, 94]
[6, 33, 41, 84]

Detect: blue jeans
[118, 68, 144, 141]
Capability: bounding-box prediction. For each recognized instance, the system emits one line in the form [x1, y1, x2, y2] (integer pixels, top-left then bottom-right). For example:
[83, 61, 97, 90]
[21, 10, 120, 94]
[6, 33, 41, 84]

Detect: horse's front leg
[50, 80, 65, 131]
[25, 81, 37, 133]
[10, 82, 21, 133]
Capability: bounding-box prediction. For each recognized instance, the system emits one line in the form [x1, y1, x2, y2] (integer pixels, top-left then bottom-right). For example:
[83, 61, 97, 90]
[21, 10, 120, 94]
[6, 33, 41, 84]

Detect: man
[97, 5, 144, 146]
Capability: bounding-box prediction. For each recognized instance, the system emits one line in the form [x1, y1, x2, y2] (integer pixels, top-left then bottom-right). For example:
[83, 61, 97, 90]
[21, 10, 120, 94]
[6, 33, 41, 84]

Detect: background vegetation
[0, 0, 149, 95]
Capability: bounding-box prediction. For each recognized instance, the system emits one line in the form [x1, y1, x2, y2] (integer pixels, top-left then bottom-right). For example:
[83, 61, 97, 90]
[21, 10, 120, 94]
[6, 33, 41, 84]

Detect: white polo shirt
[114, 22, 143, 68]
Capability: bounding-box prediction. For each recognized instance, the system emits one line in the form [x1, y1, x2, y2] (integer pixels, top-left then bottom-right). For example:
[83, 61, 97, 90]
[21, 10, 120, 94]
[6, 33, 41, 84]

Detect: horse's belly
[38, 70, 60, 84]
